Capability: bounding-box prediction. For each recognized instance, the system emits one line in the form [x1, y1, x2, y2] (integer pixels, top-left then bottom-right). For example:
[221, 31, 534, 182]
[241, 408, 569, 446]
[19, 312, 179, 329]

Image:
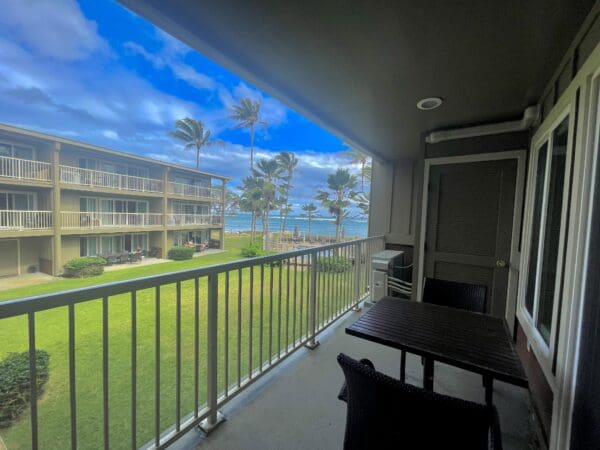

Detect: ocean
[225, 213, 368, 238]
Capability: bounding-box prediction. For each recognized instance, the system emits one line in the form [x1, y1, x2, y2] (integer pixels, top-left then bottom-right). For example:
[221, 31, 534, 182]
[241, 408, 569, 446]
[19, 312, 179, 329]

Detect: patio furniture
[129, 251, 142, 263]
[421, 277, 488, 388]
[346, 297, 527, 406]
[422, 277, 487, 313]
[337, 353, 503, 450]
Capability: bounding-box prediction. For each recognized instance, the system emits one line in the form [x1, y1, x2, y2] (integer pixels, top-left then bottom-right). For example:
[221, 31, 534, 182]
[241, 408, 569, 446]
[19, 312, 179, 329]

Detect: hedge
[316, 256, 352, 273]
[63, 256, 107, 278]
[0, 350, 50, 428]
[240, 242, 262, 258]
[167, 246, 195, 260]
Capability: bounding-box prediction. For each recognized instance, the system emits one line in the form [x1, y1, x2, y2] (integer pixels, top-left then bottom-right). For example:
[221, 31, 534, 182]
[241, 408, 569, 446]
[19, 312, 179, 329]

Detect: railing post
[306, 250, 320, 349]
[352, 241, 362, 311]
[200, 273, 225, 432]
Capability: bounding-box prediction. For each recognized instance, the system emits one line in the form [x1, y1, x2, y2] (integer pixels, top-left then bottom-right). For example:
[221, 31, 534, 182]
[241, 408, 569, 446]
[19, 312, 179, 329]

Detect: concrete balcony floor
[178, 306, 530, 450]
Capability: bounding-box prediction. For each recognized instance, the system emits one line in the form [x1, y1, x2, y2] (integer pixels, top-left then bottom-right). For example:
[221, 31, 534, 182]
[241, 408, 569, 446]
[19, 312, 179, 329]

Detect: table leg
[483, 375, 494, 406]
[423, 357, 434, 391]
[400, 350, 406, 383]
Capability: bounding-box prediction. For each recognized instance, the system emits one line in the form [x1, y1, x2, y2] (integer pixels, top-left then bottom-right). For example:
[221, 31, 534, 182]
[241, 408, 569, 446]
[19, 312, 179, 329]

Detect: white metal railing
[60, 165, 163, 193]
[167, 214, 221, 226]
[168, 181, 223, 201]
[0, 156, 52, 181]
[0, 210, 52, 230]
[61, 211, 163, 229]
[0, 236, 384, 449]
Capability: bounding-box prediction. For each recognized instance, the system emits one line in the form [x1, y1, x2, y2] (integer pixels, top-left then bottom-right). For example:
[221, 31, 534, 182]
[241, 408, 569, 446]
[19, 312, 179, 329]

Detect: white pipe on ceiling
[425, 106, 540, 144]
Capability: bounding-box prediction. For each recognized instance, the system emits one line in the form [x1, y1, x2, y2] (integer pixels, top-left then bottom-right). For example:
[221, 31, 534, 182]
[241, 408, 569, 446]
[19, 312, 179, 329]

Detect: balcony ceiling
[120, 0, 594, 160]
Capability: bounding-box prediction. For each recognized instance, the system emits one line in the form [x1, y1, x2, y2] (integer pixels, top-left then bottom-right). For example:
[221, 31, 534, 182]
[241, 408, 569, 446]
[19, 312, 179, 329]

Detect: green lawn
[0, 235, 357, 449]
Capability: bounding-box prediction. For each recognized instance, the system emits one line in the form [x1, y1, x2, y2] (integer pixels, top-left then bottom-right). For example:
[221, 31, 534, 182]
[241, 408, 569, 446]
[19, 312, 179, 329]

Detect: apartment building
[0, 123, 227, 277]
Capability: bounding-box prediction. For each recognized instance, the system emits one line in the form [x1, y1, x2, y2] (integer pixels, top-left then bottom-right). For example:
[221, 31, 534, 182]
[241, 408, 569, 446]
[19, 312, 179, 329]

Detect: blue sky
[0, 0, 367, 214]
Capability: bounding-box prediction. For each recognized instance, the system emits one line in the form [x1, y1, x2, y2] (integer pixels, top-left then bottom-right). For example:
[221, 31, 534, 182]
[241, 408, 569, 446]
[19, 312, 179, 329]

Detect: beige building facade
[0, 123, 227, 277]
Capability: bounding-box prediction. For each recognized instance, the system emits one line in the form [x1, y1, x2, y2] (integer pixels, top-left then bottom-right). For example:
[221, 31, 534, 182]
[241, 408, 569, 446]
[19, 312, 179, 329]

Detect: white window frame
[517, 102, 577, 384]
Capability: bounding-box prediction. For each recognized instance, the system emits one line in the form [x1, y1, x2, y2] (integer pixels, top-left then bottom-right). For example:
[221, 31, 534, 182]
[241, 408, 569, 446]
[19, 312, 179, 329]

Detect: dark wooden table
[346, 296, 528, 405]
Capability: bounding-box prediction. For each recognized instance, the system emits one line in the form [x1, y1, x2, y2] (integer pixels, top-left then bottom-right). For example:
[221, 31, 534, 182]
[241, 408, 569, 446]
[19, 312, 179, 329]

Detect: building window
[80, 237, 98, 257]
[519, 106, 575, 376]
[173, 230, 208, 246]
[0, 141, 36, 160]
[0, 191, 36, 210]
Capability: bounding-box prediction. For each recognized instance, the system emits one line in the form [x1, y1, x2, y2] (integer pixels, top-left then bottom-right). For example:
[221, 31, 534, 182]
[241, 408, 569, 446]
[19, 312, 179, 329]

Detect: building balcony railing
[0, 236, 384, 449]
[60, 165, 163, 193]
[0, 155, 52, 182]
[0, 210, 53, 230]
[166, 214, 222, 226]
[61, 211, 163, 229]
[168, 181, 223, 201]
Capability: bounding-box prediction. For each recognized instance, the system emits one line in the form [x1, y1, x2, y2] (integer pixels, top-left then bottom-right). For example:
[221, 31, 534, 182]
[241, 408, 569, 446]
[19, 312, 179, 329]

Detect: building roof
[0, 122, 230, 181]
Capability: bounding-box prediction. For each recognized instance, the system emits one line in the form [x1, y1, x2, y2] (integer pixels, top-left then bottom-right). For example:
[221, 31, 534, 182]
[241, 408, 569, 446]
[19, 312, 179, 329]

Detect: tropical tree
[316, 168, 358, 242]
[301, 203, 318, 234]
[225, 188, 241, 214]
[238, 175, 263, 242]
[230, 98, 267, 170]
[344, 148, 371, 191]
[252, 158, 282, 249]
[169, 118, 212, 169]
[275, 151, 299, 233]
[352, 191, 370, 217]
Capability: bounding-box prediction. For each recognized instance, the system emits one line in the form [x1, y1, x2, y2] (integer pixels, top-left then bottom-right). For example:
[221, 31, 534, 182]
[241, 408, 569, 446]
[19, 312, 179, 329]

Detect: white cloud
[101, 130, 119, 140]
[0, 0, 109, 61]
[124, 31, 216, 91]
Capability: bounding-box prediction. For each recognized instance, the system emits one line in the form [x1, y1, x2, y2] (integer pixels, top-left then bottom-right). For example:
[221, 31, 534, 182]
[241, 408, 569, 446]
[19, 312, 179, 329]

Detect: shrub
[316, 256, 352, 273]
[0, 350, 50, 428]
[167, 246, 195, 260]
[240, 242, 262, 258]
[63, 256, 107, 278]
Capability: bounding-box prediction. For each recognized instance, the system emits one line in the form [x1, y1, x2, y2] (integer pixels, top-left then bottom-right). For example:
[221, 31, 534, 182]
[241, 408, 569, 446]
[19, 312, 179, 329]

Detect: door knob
[496, 259, 508, 268]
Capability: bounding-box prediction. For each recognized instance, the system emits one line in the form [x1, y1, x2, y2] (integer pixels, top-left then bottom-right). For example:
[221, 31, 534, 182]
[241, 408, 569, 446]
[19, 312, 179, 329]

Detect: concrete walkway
[0, 272, 55, 291]
[175, 307, 530, 450]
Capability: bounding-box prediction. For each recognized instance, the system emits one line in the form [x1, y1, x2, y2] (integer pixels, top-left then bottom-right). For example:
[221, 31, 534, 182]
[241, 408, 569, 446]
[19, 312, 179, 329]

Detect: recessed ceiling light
[417, 97, 443, 111]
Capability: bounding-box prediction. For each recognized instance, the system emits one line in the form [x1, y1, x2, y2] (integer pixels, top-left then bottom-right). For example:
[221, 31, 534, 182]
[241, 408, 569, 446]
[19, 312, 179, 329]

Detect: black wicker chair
[337, 353, 502, 450]
[399, 278, 488, 382]
[422, 277, 487, 313]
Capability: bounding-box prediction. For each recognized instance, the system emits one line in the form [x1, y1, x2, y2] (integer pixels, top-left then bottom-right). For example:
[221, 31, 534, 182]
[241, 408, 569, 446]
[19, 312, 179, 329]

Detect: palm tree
[169, 118, 212, 170]
[225, 188, 241, 214]
[301, 203, 318, 235]
[352, 191, 370, 217]
[344, 148, 370, 191]
[238, 175, 264, 242]
[253, 158, 282, 249]
[275, 152, 299, 233]
[230, 98, 267, 170]
[316, 168, 357, 242]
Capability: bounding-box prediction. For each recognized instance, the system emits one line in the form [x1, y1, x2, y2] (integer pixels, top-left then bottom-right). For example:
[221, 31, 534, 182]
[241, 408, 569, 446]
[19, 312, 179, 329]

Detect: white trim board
[416, 150, 527, 330]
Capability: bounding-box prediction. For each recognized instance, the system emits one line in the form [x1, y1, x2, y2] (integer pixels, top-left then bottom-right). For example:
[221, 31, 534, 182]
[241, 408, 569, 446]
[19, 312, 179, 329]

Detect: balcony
[168, 181, 223, 202]
[60, 165, 163, 194]
[61, 211, 163, 230]
[167, 214, 222, 227]
[0, 210, 53, 230]
[0, 237, 384, 449]
[0, 155, 52, 182]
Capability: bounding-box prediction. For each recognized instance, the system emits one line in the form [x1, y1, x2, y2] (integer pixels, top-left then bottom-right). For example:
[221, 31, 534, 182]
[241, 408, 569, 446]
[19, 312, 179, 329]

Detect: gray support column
[220, 179, 226, 249]
[51, 142, 62, 275]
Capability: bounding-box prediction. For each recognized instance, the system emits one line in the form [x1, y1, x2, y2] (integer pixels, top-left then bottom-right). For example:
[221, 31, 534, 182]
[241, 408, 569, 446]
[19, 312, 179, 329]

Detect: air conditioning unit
[371, 250, 404, 303]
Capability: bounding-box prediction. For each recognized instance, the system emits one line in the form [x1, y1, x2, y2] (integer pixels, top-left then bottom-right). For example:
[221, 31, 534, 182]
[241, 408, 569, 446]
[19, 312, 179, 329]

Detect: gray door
[425, 159, 517, 317]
